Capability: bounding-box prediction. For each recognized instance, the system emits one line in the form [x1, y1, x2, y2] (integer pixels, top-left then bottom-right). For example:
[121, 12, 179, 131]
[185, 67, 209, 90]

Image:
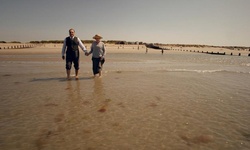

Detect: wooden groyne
[0, 44, 36, 50]
[171, 48, 250, 57]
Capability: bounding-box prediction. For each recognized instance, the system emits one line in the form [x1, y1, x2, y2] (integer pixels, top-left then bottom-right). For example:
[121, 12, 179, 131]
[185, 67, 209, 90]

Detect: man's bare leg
[75, 69, 79, 80]
[67, 70, 71, 80]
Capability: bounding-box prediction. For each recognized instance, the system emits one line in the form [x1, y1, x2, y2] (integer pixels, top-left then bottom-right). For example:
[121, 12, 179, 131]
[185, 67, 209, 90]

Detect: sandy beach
[0, 44, 250, 150]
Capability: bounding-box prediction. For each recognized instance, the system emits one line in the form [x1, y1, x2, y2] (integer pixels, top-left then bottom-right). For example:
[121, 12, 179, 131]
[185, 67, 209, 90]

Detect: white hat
[93, 34, 103, 39]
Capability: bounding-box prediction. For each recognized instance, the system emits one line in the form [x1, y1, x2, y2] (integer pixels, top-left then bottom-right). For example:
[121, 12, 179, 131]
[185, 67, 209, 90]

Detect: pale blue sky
[0, 0, 249, 46]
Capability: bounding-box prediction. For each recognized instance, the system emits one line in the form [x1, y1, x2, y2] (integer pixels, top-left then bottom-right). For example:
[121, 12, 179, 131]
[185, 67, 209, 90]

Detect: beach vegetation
[30, 40, 64, 44]
[29, 40, 144, 45]
[30, 41, 41, 44]
[10, 41, 21, 43]
[0, 41, 22, 43]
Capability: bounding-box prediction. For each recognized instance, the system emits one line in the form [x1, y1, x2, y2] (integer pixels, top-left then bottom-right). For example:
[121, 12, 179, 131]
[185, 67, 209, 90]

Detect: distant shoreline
[0, 43, 249, 57]
[1, 40, 249, 50]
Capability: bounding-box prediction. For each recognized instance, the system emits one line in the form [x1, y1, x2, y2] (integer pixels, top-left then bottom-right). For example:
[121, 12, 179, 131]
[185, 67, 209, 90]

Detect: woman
[87, 34, 106, 77]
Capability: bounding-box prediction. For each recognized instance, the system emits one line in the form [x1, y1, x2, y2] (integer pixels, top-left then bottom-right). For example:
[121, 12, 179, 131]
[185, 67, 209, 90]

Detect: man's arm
[62, 38, 67, 59]
[78, 38, 87, 53]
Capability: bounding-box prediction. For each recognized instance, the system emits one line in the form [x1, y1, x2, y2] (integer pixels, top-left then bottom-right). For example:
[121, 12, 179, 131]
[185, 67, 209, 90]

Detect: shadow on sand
[30, 77, 93, 82]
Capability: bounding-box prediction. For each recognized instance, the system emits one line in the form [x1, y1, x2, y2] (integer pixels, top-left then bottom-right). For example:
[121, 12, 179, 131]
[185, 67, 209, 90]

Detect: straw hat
[93, 34, 103, 39]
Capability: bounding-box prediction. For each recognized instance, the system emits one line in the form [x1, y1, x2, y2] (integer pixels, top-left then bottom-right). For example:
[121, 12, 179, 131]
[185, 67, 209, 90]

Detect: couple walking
[61, 28, 106, 80]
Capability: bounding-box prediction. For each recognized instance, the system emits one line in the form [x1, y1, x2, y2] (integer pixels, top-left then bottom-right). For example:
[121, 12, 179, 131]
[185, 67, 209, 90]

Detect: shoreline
[0, 43, 249, 57]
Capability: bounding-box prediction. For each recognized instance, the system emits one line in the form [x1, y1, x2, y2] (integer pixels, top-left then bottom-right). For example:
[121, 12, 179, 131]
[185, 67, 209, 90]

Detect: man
[62, 28, 87, 80]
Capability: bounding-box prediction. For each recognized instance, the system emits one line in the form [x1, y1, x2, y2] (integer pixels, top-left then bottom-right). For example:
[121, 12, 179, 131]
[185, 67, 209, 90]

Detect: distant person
[86, 34, 106, 77]
[62, 28, 88, 80]
[161, 49, 164, 55]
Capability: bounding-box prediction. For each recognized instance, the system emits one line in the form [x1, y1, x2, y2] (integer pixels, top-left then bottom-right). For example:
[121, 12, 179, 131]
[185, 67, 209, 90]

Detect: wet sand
[0, 44, 250, 150]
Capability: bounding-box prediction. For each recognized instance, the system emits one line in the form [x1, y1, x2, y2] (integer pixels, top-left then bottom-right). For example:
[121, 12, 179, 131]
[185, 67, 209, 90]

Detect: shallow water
[0, 49, 250, 150]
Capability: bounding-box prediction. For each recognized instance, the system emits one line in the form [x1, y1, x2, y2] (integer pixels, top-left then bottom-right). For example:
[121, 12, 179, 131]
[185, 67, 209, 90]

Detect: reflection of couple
[62, 28, 106, 80]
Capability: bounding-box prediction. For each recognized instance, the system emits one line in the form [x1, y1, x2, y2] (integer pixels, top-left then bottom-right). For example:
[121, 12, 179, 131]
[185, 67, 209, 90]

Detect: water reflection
[66, 80, 81, 101]
[93, 78, 105, 100]
[65, 80, 83, 121]
[92, 78, 110, 113]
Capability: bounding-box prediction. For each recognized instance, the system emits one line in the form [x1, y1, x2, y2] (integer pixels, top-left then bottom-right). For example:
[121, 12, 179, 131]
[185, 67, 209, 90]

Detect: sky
[0, 0, 249, 46]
